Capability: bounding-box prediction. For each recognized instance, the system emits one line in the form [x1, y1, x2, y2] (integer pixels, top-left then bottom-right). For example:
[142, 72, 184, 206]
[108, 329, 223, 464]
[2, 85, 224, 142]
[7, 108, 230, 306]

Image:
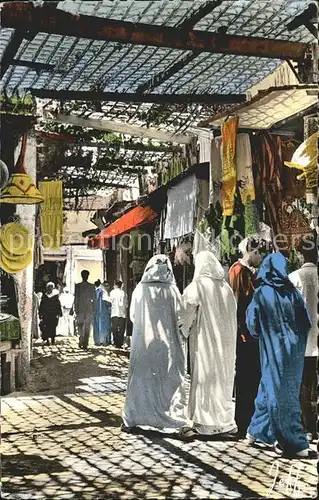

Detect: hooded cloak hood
[257, 253, 293, 289]
[193, 251, 225, 281]
[141, 255, 175, 284]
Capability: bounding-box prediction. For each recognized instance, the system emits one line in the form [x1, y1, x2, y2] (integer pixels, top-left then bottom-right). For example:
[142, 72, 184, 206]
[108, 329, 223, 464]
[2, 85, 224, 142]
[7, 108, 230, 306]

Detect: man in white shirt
[110, 280, 128, 348]
[289, 240, 318, 442]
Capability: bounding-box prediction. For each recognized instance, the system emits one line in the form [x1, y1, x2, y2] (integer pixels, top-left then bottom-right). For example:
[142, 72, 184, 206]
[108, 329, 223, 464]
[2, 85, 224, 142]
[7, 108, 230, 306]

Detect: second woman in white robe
[122, 255, 188, 432]
[181, 251, 237, 435]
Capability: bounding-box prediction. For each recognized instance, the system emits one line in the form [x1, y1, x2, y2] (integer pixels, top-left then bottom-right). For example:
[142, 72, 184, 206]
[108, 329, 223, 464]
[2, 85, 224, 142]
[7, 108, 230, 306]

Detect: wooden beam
[11, 59, 56, 72]
[179, 0, 224, 30]
[94, 165, 146, 174]
[36, 130, 183, 152]
[135, 53, 199, 94]
[136, 1, 224, 93]
[51, 113, 194, 144]
[30, 88, 245, 104]
[1, 2, 309, 61]
[0, 31, 25, 78]
[64, 180, 131, 189]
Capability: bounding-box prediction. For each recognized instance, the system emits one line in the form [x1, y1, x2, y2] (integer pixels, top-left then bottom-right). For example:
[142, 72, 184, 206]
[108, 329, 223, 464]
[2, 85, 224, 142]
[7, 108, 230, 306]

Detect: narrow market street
[2, 338, 317, 500]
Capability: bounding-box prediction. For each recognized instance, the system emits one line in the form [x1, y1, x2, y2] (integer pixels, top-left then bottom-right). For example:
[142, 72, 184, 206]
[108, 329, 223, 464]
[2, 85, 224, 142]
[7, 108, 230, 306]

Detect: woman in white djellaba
[180, 251, 238, 438]
[122, 255, 188, 433]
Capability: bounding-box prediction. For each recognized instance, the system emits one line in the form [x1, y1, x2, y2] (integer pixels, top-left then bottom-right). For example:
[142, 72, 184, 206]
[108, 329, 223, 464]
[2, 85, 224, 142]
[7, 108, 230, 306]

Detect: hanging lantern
[0, 133, 44, 204]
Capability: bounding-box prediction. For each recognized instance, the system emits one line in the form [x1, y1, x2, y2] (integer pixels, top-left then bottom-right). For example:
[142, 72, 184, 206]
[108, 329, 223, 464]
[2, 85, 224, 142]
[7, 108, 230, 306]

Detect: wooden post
[14, 134, 37, 386]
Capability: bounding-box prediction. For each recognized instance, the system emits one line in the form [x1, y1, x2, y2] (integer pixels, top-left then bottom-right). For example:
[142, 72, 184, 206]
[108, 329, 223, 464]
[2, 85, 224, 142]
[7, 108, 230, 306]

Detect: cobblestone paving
[1, 338, 317, 499]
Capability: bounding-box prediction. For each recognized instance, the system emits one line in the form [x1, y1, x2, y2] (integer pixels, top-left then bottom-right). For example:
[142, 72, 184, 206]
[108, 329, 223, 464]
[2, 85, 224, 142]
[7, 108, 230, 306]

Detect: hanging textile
[252, 133, 283, 236]
[164, 175, 198, 240]
[198, 135, 212, 165]
[193, 220, 220, 259]
[197, 179, 209, 224]
[174, 240, 192, 266]
[39, 180, 63, 249]
[221, 116, 239, 216]
[210, 136, 222, 205]
[236, 134, 255, 205]
[34, 205, 44, 269]
[277, 200, 312, 250]
[220, 201, 245, 265]
[193, 179, 216, 257]
[244, 200, 260, 237]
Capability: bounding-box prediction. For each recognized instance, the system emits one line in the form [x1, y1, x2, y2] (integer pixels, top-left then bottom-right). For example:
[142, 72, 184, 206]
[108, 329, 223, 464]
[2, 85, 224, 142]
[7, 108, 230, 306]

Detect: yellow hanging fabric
[39, 180, 63, 249]
[221, 116, 239, 216]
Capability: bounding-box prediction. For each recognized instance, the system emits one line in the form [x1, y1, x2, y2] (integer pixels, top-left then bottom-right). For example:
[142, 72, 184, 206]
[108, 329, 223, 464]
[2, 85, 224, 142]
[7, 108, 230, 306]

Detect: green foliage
[0, 93, 36, 115]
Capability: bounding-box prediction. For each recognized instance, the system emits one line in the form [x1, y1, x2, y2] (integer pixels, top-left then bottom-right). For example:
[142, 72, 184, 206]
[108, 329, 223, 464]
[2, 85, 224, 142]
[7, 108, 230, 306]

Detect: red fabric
[89, 205, 157, 249]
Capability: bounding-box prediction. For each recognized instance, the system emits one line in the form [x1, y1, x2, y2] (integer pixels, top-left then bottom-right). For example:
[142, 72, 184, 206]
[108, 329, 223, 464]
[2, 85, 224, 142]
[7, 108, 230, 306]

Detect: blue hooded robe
[246, 253, 311, 454]
[93, 287, 111, 345]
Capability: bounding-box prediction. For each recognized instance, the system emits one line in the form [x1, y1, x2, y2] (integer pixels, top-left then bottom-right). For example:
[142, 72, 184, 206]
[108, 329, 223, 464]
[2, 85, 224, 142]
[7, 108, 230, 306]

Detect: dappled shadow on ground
[2, 338, 317, 499]
[25, 337, 130, 394]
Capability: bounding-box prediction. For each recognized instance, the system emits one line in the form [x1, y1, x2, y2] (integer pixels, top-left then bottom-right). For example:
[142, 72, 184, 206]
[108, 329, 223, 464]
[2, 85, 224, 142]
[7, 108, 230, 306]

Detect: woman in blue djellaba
[93, 280, 112, 346]
[246, 252, 312, 458]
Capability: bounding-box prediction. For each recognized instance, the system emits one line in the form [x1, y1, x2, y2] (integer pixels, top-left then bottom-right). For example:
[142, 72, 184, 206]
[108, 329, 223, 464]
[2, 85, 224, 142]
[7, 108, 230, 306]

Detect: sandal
[120, 423, 138, 434]
[179, 426, 199, 440]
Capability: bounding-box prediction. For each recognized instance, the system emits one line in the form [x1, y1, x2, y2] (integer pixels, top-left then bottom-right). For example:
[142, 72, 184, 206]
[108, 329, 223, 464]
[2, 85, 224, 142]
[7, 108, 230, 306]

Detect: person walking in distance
[39, 282, 62, 346]
[74, 270, 96, 350]
[110, 280, 128, 348]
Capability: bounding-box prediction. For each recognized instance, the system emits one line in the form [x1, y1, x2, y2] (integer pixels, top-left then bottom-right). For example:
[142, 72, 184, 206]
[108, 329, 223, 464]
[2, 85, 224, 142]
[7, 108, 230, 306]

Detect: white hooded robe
[122, 255, 187, 430]
[181, 251, 237, 435]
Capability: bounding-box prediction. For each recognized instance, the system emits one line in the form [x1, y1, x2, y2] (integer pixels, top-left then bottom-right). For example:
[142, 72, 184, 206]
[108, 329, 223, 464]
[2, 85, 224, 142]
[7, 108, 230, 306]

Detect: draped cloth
[252, 133, 283, 235]
[181, 251, 237, 435]
[164, 175, 198, 240]
[246, 253, 311, 454]
[236, 134, 255, 205]
[222, 117, 239, 216]
[39, 180, 63, 249]
[123, 255, 188, 430]
[93, 287, 111, 345]
[210, 136, 223, 206]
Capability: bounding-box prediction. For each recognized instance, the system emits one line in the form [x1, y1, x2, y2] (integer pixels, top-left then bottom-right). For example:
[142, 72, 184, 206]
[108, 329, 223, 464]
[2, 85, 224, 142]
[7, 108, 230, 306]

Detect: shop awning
[89, 205, 158, 249]
[198, 85, 318, 129]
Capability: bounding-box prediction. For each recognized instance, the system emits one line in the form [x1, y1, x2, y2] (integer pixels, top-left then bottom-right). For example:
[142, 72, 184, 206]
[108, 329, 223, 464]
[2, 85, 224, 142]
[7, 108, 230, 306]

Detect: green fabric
[0, 315, 21, 341]
[245, 199, 260, 236]
[162, 156, 185, 185]
[206, 202, 223, 237]
[220, 205, 245, 264]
